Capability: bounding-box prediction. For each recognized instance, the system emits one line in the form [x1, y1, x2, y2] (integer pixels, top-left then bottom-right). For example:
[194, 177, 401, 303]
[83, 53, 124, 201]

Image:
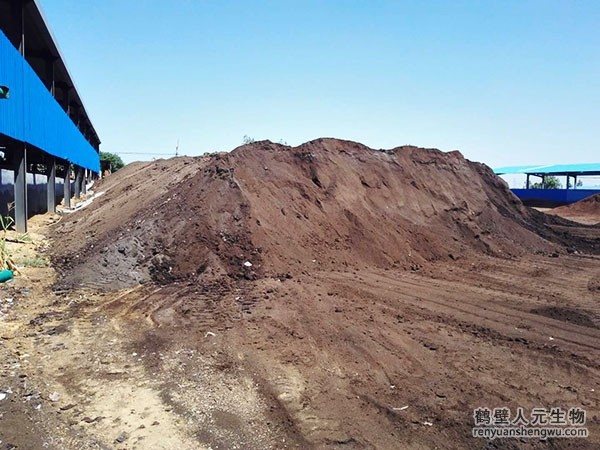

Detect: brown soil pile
[38, 139, 600, 449]
[51, 138, 596, 290]
[550, 193, 600, 225]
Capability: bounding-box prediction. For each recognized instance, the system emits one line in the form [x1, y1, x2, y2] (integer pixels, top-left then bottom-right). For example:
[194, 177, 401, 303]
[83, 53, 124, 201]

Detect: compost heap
[52, 138, 583, 290]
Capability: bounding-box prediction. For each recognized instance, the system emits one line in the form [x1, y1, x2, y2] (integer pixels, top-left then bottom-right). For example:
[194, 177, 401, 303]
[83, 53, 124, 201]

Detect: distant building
[494, 164, 600, 207]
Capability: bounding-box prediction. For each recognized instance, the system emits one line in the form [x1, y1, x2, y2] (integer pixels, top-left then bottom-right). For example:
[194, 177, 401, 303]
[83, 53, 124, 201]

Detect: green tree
[567, 179, 584, 189]
[100, 151, 125, 172]
[530, 175, 562, 189]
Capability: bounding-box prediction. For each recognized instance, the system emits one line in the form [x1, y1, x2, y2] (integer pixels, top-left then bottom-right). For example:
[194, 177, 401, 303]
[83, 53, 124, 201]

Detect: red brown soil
[51, 139, 596, 290]
[31, 139, 600, 449]
[549, 193, 600, 225]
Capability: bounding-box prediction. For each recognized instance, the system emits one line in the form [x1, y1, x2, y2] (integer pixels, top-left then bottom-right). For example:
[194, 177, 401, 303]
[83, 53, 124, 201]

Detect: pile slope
[550, 192, 600, 225]
[52, 138, 574, 289]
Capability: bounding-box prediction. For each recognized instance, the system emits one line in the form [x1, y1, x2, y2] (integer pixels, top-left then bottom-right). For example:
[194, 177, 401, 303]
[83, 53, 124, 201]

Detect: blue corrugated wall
[511, 188, 600, 204]
[0, 29, 99, 172]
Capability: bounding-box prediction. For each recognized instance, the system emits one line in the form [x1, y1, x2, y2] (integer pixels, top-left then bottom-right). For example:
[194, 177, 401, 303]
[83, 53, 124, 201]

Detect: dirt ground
[1, 140, 600, 449]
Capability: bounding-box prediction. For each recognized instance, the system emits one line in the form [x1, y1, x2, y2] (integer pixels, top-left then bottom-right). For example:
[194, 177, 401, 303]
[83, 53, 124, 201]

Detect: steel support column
[14, 144, 28, 233]
[9, 0, 24, 53]
[63, 164, 71, 208]
[74, 166, 82, 198]
[44, 57, 56, 95]
[82, 169, 87, 195]
[47, 156, 56, 213]
[62, 86, 71, 115]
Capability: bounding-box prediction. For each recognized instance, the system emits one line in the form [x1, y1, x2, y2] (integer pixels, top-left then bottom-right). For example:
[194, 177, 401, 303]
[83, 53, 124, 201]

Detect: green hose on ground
[0, 269, 14, 282]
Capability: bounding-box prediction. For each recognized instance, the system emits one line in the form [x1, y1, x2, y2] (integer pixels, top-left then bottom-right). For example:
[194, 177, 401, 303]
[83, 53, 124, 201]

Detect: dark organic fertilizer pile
[51, 138, 594, 290]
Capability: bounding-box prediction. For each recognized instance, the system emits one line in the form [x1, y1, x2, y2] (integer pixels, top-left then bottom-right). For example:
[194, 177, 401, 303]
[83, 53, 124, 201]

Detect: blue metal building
[494, 163, 600, 206]
[0, 0, 100, 231]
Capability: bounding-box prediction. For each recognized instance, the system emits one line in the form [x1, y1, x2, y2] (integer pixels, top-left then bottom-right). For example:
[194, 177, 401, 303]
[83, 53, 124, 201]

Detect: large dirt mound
[550, 192, 600, 225]
[52, 138, 591, 290]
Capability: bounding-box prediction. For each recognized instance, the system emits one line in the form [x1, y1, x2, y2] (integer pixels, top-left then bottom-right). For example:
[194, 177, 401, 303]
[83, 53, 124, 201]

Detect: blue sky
[41, 1, 599, 167]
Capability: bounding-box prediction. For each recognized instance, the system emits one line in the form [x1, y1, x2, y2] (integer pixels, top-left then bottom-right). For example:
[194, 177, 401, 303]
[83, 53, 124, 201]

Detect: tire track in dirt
[333, 270, 600, 348]
[443, 257, 600, 312]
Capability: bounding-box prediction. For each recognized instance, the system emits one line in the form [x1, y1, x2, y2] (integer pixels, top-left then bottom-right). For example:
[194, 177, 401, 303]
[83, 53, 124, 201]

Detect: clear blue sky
[41, 0, 599, 167]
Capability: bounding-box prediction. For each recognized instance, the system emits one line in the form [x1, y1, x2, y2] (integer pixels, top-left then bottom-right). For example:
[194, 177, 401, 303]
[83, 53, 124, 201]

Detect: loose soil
[1, 139, 599, 449]
[549, 193, 600, 225]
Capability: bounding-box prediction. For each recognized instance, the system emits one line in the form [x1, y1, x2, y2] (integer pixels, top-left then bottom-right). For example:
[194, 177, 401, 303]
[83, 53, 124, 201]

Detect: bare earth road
[1, 216, 598, 449]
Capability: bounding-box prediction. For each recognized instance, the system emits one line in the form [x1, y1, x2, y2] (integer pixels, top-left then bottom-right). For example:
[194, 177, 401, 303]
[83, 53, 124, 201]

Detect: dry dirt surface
[549, 193, 600, 225]
[1, 139, 600, 449]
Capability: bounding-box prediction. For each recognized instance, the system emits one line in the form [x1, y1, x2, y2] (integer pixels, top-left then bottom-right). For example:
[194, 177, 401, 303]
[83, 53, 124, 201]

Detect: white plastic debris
[393, 405, 409, 411]
[243, 261, 253, 268]
[62, 191, 105, 213]
[205, 331, 216, 337]
[0, 392, 7, 401]
[49, 392, 60, 402]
